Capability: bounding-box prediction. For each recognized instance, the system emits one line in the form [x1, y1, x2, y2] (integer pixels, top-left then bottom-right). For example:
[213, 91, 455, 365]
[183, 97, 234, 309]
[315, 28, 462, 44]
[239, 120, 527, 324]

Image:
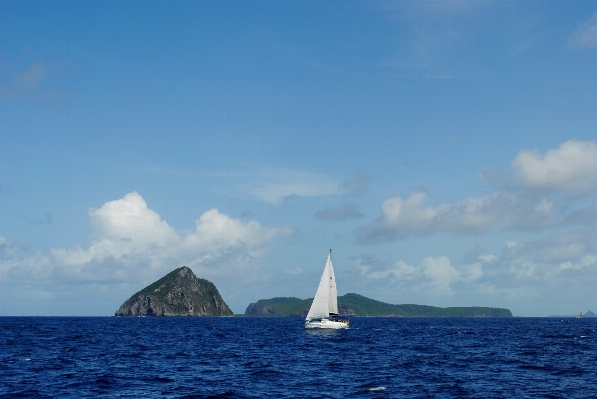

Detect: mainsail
[306, 251, 337, 320]
[328, 256, 338, 315]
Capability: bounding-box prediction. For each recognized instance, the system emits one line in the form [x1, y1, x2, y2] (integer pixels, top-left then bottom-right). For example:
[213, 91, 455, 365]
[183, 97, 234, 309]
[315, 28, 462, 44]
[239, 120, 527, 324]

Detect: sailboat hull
[304, 319, 349, 329]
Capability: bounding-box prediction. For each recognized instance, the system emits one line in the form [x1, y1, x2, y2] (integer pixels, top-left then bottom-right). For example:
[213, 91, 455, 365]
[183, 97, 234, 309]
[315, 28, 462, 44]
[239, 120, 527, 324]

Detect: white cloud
[356, 190, 568, 243]
[533, 229, 596, 266]
[368, 260, 416, 279]
[418, 256, 461, 293]
[285, 267, 303, 276]
[568, 12, 597, 49]
[356, 254, 504, 298]
[511, 140, 597, 195]
[246, 169, 341, 204]
[1, 192, 292, 287]
[508, 261, 537, 278]
[181, 208, 290, 268]
[359, 141, 597, 244]
[244, 169, 369, 205]
[486, 227, 597, 284]
[90, 192, 178, 246]
[559, 255, 597, 272]
[465, 263, 484, 282]
[461, 254, 494, 283]
[349, 225, 597, 311]
[478, 254, 496, 263]
[0, 236, 22, 259]
[358, 256, 461, 295]
[249, 182, 337, 204]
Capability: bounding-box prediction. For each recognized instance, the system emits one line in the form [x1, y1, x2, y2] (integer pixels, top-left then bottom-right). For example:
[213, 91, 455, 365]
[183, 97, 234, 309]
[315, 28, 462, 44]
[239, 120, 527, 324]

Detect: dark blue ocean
[1, 317, 595, 398]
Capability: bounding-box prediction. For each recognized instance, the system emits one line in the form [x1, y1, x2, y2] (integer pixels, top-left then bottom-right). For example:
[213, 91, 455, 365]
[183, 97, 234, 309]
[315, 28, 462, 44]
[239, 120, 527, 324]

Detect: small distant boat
[578, 311, 583, 318]
[304, 250, 349, 329]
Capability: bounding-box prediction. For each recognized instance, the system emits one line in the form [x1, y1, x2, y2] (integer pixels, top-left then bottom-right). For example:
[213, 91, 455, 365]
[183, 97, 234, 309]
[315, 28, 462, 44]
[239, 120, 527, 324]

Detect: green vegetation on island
[244, 296, 313, 316]
[115, 266, 233, 316]
[245, 293, 512, 317]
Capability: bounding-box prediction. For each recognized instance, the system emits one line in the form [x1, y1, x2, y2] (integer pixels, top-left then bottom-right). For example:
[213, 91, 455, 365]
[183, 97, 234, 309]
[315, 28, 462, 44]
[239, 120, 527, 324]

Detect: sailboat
[304, 250, 349, 329]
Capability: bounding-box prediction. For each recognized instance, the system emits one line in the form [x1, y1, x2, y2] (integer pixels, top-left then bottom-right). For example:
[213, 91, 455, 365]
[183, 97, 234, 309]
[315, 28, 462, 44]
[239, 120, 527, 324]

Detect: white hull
[305, 318, 349, 329]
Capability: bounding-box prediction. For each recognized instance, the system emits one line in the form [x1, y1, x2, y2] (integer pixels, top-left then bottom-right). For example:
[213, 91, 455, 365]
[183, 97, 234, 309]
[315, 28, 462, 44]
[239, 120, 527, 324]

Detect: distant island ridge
[115, 266, 594, 318]
[245, 294, 513, 317]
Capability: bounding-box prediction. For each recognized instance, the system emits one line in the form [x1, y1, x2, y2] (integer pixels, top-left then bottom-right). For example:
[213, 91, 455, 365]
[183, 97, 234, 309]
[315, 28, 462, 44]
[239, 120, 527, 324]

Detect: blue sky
[1, 1, 596, 316]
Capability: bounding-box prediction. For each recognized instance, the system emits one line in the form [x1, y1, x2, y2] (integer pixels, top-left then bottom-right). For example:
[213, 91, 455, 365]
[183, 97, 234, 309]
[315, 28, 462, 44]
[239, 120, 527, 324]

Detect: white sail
[305, 253, 332, 320]
[328, 257, 338, 315]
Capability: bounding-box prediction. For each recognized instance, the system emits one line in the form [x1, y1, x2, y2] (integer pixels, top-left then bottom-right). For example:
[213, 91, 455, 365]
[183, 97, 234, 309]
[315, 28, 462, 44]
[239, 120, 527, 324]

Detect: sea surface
[1, 317, 595, 398]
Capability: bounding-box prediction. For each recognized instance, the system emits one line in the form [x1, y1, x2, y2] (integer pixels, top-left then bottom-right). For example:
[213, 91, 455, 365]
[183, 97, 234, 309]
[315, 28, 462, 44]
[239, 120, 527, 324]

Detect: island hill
[245, 294, 513, 317]
[115, 266, 512, 317]
[115, 266, 232, 316]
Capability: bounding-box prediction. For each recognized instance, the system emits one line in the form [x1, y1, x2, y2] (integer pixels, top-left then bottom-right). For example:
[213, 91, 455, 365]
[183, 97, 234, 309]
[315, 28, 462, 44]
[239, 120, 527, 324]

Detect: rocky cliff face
[115, 266, 233, 316]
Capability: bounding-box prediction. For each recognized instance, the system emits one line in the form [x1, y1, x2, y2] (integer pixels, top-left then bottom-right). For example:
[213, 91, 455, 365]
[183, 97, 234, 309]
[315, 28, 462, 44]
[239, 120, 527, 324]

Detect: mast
[328, 249, 339, 316]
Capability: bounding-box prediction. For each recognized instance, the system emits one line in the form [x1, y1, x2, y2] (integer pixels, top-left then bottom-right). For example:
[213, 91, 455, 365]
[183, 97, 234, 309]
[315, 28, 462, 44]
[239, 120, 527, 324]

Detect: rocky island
[246, 293, 512, 317]
[115, 266, 232, 316]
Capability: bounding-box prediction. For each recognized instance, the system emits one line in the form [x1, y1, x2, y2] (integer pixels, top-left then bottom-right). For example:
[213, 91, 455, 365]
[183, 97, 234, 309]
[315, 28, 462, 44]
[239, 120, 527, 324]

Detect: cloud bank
[511, 140, 597, 195]
[351, 141, 597, 311]
[1, 192, 292, 290]
[358, 140, 597, 244]
[353, 225, 597, 302]
[354, 255, 475, 296]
